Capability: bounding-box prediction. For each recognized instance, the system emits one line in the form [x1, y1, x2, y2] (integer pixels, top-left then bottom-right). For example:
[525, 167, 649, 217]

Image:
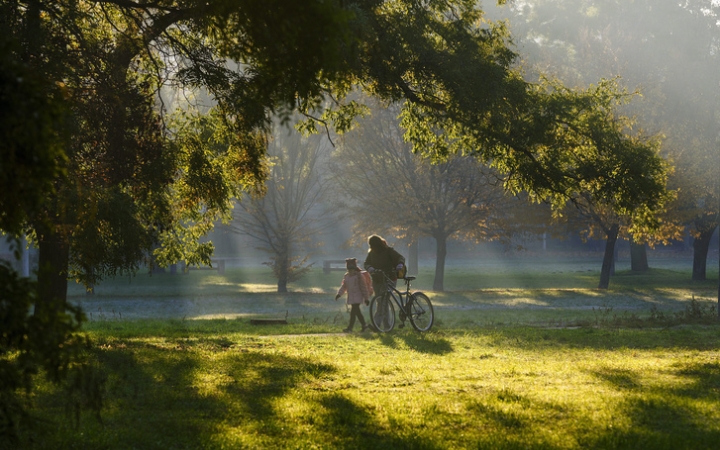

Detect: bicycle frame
[375, 270, 410, 310]
[369, 270, 434, 332]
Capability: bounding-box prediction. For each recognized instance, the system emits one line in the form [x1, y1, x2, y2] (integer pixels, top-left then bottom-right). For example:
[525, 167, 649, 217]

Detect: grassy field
[17, 256, 720, 449]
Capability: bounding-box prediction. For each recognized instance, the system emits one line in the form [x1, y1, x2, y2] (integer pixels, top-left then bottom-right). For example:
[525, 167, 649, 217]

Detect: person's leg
[356, 304, 368, 330]
[372, 281, 384, 297]
[345, 304, 358, 332]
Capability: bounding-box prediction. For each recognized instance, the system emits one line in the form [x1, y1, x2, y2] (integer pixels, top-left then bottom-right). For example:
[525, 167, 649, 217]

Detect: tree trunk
[630, 239, 649, 272]
[277, 277, 287, 293]
[35, 228, 70, 316]
[692, 226, 716, 281]
[272, 244, 290, 293]
[408, 240, 419, 275]
[277, 254, 288, 293]
[433, 234, 447, 292]
[598, 224, 620, 289]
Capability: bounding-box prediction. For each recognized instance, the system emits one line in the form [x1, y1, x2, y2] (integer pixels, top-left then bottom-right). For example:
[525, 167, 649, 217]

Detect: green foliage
[0, 35, 67, 237]
[500, 0, 719, 258]
[0, 262, 100, 447]
[154, 108, 267, 269]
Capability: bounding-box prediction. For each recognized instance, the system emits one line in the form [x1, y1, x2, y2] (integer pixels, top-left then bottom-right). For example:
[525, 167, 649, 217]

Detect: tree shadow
[370, 331, 454, 355]
[312, 393, 443, 449]
[53, 339, 342, 448]
[588, 367, 641, 390]
[481, 326, 720, 352]
[582, 361, 720, 448]
[219, 352, 336, 423]
[77, 339, 454, 449]
[675, 361, 720, 392]
[82, 341, 221, 448]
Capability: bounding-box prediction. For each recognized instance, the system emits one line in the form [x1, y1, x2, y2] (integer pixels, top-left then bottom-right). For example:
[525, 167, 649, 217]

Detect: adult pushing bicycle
[368, 269, 434, 332]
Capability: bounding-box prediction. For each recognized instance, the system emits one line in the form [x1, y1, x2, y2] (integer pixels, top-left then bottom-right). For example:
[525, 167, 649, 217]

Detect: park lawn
[68, 264, 719, 328]
[19, 261, 720, 448]
[67, 261, 718, 297]
[22, 318, 720, 450]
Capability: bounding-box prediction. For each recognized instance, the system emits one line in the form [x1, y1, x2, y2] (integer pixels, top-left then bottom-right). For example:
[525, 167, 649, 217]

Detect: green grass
[18, 260, 720, 449]
[24, 322, 720, 449]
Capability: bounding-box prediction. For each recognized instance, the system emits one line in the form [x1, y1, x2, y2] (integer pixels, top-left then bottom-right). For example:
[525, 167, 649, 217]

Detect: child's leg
[347, 305, 357, 330]
[356, 304, 367, 327]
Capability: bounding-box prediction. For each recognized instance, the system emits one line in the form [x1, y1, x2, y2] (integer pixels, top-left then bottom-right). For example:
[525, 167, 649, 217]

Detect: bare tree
[329, 104, 510, 291]
[230, 126, 332, 292]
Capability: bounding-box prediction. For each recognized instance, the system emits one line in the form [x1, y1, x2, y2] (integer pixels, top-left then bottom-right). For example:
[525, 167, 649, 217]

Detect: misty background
[2, 0, 718, 289]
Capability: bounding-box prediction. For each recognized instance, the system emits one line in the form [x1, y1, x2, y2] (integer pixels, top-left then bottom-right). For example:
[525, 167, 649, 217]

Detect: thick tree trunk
[433, 234, 447, 292]
[271, 246, 290, 293]
[408, 240, 419, 275]
[277, 278, 287, 293]
[692, 226, 716, 281]
[598, 224, 620, 289]
[277, 255, 288, 293]
[630, 239, 649, 272]
[35, 228, 70, 316]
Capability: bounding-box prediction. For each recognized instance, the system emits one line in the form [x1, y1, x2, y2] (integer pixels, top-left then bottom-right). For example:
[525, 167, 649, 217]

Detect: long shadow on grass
[481, 326, 720, 352]
[88, 339, 341, 448]
[314, 393, 442, 449]
[219, 351, 336, 423]
[374, 332, 453, 355]
[583, 362, 720, 448]
[92, 341, 222, 448]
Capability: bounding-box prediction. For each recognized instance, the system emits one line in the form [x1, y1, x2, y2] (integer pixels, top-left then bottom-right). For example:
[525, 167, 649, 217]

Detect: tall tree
[330, 103, 511, 292]
[499, 0, 719, 279]
[0, 28, 96, 445]
[231, 128, 332, 293]
[0, 0, 673, 341]
[4, 0, 670, 305]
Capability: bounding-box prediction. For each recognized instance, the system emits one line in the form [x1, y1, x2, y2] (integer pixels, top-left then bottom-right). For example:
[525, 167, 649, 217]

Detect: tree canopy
[4, 0, 670, 291]
[331, 102, 510, 291]
[496, 0, 718, 281]
[1, 0, 677, 438]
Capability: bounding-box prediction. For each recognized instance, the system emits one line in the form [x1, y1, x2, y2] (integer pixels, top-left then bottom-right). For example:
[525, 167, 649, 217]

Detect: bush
[0, 262, 100, 448]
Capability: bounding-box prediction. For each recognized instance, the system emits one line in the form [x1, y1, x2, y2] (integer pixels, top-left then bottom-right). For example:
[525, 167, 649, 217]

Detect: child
[334, 258, 371, 332]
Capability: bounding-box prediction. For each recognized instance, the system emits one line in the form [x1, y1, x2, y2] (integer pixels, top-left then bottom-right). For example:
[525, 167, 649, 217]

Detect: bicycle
[368, 270, 434, 332]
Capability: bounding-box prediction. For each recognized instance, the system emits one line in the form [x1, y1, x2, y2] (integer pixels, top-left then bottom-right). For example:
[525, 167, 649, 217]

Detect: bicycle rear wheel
[407, 292, 434, 332]
[369, 292, 396, 332]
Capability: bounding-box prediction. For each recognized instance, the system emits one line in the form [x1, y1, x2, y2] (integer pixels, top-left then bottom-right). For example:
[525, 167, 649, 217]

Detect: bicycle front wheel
[369, 292, 396, 332]
[407, 292, 434, 332]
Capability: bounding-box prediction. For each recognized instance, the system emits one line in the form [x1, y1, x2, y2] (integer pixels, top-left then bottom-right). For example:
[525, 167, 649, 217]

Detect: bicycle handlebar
[370, 268, 416, 282]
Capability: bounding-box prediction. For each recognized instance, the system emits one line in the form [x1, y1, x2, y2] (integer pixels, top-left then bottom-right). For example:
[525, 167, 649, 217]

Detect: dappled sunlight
[503, 297, 552, 307]
[288, 287, 328, 294]
[37, 315, 720, 448]
[235, 283, 280, 292]
[652, 288, 710, 302]
[189, 313, 250, 320]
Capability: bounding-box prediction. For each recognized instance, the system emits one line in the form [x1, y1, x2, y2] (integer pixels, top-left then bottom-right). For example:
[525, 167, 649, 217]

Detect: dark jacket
[363, 246, 405, 278]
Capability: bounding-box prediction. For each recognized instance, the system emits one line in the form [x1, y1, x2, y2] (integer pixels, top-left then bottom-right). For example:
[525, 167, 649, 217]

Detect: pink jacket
[336, 270, 370, 305]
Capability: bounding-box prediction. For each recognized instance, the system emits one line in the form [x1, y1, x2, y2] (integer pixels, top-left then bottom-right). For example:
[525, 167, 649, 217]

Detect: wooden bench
[323, 260, 347, 274]
[250, 311, 289, 325]
[181, 259, 225, 275]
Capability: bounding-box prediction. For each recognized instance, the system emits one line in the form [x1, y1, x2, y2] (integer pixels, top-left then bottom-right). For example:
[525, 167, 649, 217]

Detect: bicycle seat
[404, 276, 416, 281]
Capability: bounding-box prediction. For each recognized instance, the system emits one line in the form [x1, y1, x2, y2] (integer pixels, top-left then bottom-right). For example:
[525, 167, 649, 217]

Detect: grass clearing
[18, 257, 720, 448]
[24, 322, 720, 449]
